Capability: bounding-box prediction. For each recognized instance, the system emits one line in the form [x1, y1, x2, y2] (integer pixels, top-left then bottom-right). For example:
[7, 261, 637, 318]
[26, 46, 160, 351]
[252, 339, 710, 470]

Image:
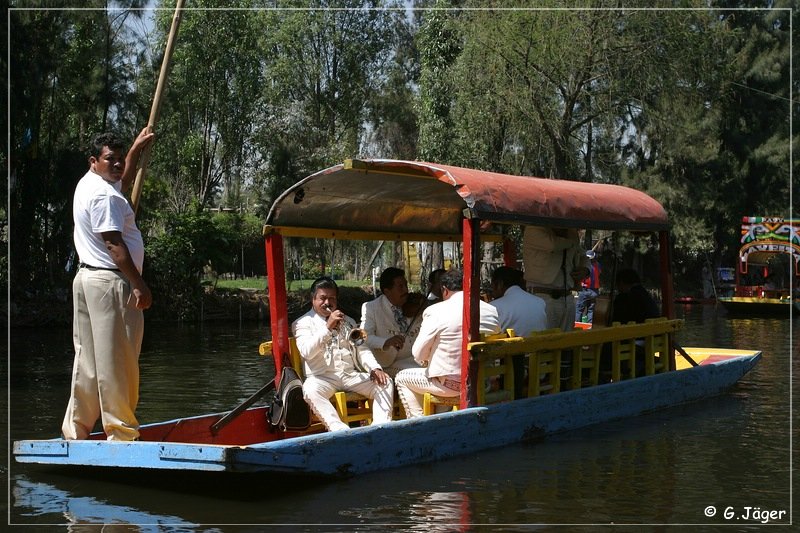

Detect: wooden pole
[130, 0, 185, 213]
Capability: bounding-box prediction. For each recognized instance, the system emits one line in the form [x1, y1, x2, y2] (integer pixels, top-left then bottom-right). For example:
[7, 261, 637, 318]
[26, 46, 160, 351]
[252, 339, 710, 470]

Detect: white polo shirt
[73, 170, 144, 272]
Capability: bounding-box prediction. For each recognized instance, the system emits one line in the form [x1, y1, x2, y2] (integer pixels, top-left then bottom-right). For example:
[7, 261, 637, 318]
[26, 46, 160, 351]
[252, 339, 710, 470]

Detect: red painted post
[265, 231, 289, 375]
[503, 236, 516, 267]
[461, 216, 481, 408]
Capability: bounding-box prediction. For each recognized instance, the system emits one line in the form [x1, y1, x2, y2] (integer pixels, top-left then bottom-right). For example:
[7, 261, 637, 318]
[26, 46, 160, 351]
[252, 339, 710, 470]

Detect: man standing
[394, 270, 501, 418]
[360, 267, 422, 376]
[522, 226, 590, 331]
[293, 276, 393, 431]
[62, 128, 154, 441]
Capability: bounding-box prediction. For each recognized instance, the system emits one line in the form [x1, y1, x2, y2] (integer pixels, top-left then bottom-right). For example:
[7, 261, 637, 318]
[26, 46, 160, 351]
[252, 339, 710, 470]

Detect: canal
[7, 304, 795, 529]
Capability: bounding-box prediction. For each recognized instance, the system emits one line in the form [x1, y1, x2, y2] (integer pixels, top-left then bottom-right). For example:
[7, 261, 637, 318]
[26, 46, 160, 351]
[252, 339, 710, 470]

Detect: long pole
[130, 0, 185, 213]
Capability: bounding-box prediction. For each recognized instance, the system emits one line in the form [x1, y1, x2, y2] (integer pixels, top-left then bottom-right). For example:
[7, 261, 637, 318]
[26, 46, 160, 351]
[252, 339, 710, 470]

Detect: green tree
[9, 3, 148, 297]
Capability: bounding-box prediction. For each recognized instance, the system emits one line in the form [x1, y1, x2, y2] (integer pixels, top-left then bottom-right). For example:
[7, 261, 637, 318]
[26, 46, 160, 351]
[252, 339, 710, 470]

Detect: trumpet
[347, 327, 367, 346]
[322, 303, 367, 346]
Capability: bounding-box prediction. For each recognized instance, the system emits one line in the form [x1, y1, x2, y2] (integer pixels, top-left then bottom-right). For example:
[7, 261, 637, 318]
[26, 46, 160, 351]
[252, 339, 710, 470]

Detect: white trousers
[383, 356, 422, 378]
[302, 372, 394, 431]
[394, 367, 459, 418]
[62, 268, 143, 441]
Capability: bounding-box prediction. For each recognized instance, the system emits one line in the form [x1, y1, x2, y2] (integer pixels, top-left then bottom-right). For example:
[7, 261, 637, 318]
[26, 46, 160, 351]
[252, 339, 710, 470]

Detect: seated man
[360, 267, 422, 376]
[490, 266, 548, 398]
[426, 268, 446, 304]
[394, 269, 501, 418]
[292, 276, 393, 431]
[601, 268, 661, 378]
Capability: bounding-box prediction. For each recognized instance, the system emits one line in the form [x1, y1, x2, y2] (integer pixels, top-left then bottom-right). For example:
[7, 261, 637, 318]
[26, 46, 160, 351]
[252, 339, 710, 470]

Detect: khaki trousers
[62, 268, 143, 440]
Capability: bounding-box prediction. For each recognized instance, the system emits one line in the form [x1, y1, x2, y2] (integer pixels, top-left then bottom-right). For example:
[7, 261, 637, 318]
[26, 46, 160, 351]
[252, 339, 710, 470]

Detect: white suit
[292, 309, 393, 431]
[395, 292, 500, 418]
[360, 295, 422, 375]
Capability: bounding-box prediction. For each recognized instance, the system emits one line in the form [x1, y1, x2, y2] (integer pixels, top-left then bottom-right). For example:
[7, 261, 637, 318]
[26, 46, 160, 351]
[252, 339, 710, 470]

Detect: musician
[360, 267, 423, 376]
[293, 276, 393, 431]
[394, 269, 501, 418]
[522, 226, 590, 331]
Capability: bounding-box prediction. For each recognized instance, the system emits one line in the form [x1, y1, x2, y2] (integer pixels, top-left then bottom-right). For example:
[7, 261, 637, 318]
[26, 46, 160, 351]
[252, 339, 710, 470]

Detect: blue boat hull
[14, 353, 760, 478]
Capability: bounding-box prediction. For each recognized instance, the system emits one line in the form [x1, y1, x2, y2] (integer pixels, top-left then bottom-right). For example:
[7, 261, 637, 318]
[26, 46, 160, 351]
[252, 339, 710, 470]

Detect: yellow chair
[261, 338, 374, 427]
[422, 330, 516, 415]
[609, 322, 637, 381]
[422, 393, 459, 415]
[643, 318, 670, 375]
[570, 343, 601, 389]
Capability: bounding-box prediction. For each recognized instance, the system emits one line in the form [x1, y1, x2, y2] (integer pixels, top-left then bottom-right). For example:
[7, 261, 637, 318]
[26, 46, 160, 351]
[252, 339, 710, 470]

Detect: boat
[718, 216, 799, 316]
[14, 159, 761, 479]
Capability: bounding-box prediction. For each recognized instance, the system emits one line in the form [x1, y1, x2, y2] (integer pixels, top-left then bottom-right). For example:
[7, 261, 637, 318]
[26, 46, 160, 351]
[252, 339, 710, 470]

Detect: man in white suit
[360, 267, 422, 376]
[394, 270, 501, 418]
[293, 277, 393, 431]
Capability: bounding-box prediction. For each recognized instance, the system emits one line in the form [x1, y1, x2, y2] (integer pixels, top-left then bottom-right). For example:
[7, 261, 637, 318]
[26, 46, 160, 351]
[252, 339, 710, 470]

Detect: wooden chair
[570, 343, 602, 389]
[260, 338, 373, 427]
[609, 322, 637, 381]
[422, 393, 459, 416]
[525, 328, 563, 397]
[643, 318, 670, 375]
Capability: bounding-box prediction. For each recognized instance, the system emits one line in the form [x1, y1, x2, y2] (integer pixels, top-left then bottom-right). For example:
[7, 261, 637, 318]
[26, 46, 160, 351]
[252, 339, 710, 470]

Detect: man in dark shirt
[611, 268, 660, 324]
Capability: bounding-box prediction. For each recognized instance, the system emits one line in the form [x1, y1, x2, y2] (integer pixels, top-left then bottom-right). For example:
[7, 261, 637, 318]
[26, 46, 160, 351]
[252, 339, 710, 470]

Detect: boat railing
[468, 318, 684, 405]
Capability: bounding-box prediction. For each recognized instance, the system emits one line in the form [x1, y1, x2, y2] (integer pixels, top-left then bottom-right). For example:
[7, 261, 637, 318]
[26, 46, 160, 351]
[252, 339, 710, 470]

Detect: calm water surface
[7, 305, 796, 530]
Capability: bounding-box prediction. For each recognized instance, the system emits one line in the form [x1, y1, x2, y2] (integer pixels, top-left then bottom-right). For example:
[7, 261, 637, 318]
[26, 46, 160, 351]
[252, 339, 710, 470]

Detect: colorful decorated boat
[718, 216, 799, 316]
[14, 160, 761, 479]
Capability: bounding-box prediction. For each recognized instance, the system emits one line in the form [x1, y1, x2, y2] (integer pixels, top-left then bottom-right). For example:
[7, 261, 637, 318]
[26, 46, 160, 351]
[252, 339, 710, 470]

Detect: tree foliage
[7, 1, 792, 318]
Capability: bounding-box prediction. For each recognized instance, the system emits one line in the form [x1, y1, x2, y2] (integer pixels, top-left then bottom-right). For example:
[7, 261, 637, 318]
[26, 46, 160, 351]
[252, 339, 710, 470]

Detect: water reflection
[13, 477, 209, 532]
[9, 308, 793, 528]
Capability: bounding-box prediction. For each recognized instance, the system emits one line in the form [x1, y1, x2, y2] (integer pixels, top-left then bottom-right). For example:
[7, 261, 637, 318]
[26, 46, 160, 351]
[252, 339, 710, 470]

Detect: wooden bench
[422, 330, 516, 415]
[468, 318, 683, 401]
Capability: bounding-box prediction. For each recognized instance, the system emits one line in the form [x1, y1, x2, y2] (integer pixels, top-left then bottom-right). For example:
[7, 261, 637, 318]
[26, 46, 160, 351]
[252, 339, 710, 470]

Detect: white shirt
[411, 291, 501, 379]
[490, 285, 548, 337]
[73, 170, 144, 271]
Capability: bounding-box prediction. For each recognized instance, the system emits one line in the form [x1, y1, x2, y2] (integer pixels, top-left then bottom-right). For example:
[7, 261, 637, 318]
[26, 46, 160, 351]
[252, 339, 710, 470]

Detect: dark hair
[491, 266, 524, 289]
[310, 276, 338, 297]
[428, 268, 446, 284]
[379, 267, 405, 293]
[616, 268, 641, 286]
[88, 132, 126, 158]
[440, 269, 463, 292]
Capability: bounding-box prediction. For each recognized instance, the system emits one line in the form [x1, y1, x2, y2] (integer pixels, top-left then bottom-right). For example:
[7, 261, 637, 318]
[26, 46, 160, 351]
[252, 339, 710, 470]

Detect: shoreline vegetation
[8, 278, 377, 329]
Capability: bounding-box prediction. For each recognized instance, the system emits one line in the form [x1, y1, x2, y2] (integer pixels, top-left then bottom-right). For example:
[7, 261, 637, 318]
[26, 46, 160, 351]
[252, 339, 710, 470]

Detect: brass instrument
[322, 304, 367, 346]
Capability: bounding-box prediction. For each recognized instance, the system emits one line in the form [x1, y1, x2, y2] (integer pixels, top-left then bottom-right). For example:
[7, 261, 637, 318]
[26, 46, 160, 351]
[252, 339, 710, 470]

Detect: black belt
[79, 262, 120, 272]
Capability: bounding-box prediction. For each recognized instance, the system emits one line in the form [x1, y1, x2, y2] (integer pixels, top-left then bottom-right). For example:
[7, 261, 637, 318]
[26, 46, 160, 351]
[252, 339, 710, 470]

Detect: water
[7, 305, 795, 529]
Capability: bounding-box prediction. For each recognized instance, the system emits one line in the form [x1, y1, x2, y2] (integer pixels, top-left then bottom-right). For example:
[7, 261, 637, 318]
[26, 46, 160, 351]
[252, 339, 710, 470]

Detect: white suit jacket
[411, 291, 501, 378]
[292, 308, 381, 379]
[360, 295, 421, 367]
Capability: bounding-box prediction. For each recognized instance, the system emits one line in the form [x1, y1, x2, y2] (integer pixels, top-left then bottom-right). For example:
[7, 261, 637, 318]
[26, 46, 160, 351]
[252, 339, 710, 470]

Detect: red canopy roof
[266, 159, 669, 234]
